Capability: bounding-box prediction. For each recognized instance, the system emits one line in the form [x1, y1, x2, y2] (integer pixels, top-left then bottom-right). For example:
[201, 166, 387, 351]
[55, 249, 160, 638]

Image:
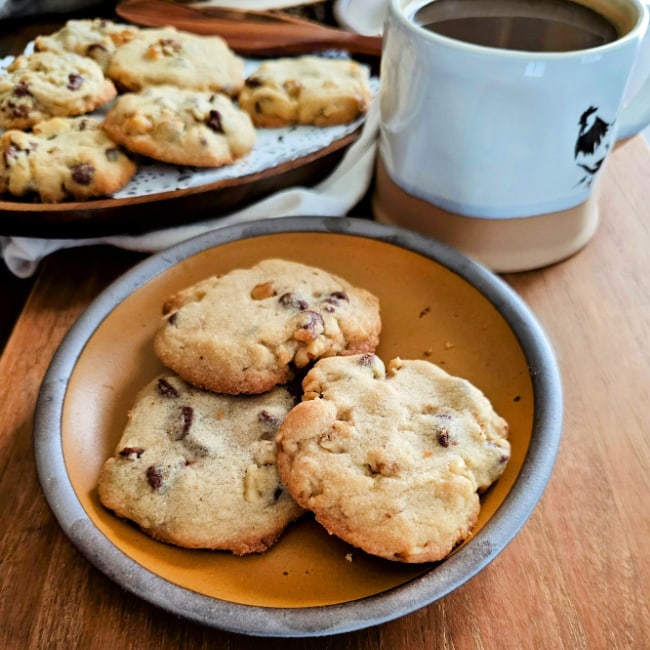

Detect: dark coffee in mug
[413, 0, 619, 52]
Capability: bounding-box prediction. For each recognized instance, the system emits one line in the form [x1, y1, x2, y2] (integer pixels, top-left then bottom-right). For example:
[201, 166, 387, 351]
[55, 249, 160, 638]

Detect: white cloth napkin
[0, 100, 379, 278]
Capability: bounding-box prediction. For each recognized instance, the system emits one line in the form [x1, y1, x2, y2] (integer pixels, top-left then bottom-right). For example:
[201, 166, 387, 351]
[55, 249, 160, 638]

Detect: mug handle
[617, 1, 650, 140]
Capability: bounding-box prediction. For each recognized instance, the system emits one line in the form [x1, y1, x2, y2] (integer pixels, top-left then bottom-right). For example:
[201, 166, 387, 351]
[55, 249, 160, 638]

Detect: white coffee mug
[374, 0, 650, 271]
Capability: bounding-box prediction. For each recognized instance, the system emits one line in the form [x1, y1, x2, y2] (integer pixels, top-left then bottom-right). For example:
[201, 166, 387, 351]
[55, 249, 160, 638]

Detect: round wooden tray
[0, 131, 358, 239]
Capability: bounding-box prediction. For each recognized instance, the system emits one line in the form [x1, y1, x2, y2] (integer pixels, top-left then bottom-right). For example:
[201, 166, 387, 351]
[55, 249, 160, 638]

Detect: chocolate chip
[279, 292, 308, 310]
[321, 290, 349, 313]
[258, 409, 283, 438]
[437, 429, 450, 447]
[87, 42, 108, 55]
[67, 73, 84, 91]
[206, 109, 224, 133]
[145, 465, 166, 490]
[70, 163, 94, 185]
[358, 353, 376, 366]
[258, 409, 280, 426]
[13, 81, 31, 97]
[245, 77, 263, 88]
[157, 377, 179, 398]
[119, 446, 145, 459]
[178, 405, 193, 439]
[297, 310, 324, 336]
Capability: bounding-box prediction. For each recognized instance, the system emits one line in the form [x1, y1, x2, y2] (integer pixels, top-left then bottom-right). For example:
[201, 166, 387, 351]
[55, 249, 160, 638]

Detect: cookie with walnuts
[98, 374, 304, 554]
[0, 51, 117, 131]
[153, 259, 382, 395]
[238, 55, 372, 127]
[34, 18, 140, 72]
[275, 354, 511, 563]
[0, 116, 136, 203]
[102, 85, 256, 167]
[106, 26, 244, 95]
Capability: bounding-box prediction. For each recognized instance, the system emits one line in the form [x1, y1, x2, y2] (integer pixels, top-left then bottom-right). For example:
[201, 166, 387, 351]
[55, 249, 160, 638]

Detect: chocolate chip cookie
[34, 18, 140, 72]
[98, 374, 304, 554]
[102, 85, 256, 167]
[0, 115, 136, 202]
[106, 26, 244, 95]
[238, 55, 372, 127]
[275, 354, 511, 563]
[0, 51, 117, 130]
[153, 259, 382, 395]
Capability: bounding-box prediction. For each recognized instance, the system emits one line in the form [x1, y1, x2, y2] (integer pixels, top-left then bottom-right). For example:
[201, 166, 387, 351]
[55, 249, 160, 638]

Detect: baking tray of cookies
[0, 15, 377, 239]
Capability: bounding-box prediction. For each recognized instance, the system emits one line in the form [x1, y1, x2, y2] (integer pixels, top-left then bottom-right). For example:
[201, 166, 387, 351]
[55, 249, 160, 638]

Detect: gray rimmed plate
[34, 216, 562, 637]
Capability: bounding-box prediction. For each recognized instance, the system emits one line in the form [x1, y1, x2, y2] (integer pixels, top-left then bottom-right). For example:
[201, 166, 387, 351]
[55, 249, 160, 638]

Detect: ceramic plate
[334, 0, 388, 35]
[34, 217, 563, 637]
[0, 50, 376, 238]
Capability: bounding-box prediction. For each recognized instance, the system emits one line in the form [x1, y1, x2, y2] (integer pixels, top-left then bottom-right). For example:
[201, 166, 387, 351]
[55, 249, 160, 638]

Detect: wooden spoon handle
[116, 0, 383, 57]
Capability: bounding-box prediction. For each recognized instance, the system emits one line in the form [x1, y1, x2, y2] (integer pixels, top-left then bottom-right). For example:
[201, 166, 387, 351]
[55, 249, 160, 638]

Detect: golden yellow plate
[34, 216, 562, 637]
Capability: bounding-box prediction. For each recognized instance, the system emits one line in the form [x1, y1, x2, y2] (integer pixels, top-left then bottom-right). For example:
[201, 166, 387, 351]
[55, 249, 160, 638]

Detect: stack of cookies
[0, 18, 373, 202]
[98, 258, 511, 563]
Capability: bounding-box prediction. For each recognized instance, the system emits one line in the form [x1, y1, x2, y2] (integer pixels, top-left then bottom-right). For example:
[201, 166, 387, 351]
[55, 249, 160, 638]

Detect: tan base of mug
[371, 156, 600, 273]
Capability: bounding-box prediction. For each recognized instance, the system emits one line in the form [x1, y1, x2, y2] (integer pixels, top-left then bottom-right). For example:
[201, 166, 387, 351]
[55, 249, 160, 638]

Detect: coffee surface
[413, 0, 618, 52]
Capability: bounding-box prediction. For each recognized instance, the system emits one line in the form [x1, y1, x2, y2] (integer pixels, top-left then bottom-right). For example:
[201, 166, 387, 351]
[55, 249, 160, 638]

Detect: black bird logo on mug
[574, 106, 614, 187]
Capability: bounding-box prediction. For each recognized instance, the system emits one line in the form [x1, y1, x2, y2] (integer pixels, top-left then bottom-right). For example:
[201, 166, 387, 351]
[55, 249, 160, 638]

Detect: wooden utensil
[116, 0, 383, 56]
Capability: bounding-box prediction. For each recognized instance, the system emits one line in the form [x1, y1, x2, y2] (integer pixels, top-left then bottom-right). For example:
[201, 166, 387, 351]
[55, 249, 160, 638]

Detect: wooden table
[2, 11, 650, 650]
